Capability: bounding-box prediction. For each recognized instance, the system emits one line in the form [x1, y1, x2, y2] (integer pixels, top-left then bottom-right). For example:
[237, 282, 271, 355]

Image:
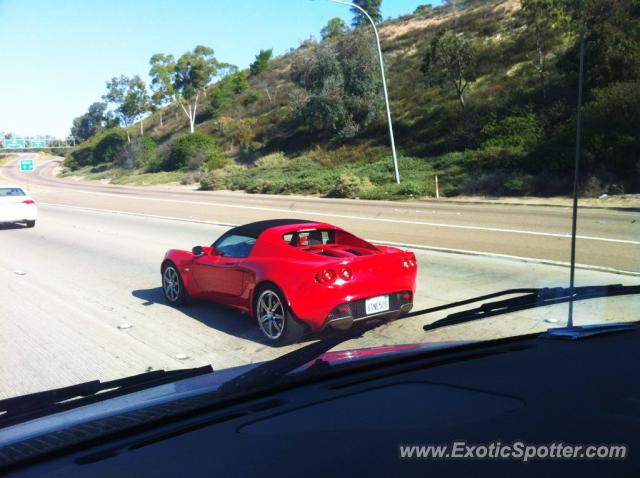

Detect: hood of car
[0, 340, 470, 448]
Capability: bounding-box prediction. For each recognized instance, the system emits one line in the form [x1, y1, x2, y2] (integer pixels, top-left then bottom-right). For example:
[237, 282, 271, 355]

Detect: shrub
[63, 150, 85, 169]
[200, 165, 247, 191]
[115, 136, 157, 170]
[180, 171, 202, 185]
[243, 89, 260, 105]
[461, 171, 535, 196]
[200, 168, 227, 190]
[583, 81, 640, 184]
[327, 174, 373, 198]
[481, 113, 543, 152]
[93, 130, 128, 164]
[397, 181, 428, 197]
[504, 174, 535, 195]
[164, 133, 224, 171]
[63, 128, 128, 169]
[254, 152, 287, 168]
[581, 176, 607, 198]
[465, 146, 524, 171]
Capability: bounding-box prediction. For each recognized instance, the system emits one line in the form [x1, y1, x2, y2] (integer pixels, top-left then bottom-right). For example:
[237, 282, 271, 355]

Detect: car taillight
[402, 292, 412, 300]
[22, 200, 35, 205]
[403, 256, 416, 268]
[317, 268, 337, 284]
[339, 267, 352, 281]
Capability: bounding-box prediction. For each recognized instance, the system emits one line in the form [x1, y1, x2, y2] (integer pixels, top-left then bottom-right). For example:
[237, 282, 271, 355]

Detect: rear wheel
[254, 285, 305, 346]
[162, 262, 187, 306]
[25, 220, 35, 228]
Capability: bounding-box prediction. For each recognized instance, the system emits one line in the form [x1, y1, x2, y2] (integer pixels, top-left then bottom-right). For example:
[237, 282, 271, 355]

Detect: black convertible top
[225, 219, 315, 239]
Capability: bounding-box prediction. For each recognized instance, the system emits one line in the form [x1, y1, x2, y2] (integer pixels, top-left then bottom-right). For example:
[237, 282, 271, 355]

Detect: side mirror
[192, 246, 204, 256]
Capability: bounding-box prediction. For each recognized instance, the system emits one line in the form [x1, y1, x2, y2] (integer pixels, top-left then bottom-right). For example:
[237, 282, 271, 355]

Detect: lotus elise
[161, 219, 417, 344]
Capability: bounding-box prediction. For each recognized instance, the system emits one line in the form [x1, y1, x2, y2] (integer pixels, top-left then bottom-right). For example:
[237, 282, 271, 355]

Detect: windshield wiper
[0, 365, 213, 429]
[218, 284, 640, 400]
[217, 289, 563, 398]
[217, 320, 383, 399]
[423, 284, 640, 332]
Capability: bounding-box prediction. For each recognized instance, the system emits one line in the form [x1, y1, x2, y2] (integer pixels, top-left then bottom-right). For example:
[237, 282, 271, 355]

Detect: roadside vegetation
[62, 0, 640, 199]
[0, 155, 15, 167]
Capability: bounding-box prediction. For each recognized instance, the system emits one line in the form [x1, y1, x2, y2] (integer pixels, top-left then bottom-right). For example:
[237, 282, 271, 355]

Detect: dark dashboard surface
[7, 328, 640, 477]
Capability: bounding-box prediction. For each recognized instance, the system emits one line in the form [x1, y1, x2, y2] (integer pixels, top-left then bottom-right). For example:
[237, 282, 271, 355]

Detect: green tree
[321, 17, 349, 41]
[249, 49, 273, 76]
[561, 0, 640, 91]
[148, 53, 176, 128]
[351, 0, 383, 27]
[148, 46, 221, 133]
[70, 102, 116, 143]
[209, 71, 249, 118]
[414, 4, 434, 15]
[291, 31, 382, 140]
[102, 75, 150, 141]
[421, 31, 477, 109]
[519, 0, 568, 98]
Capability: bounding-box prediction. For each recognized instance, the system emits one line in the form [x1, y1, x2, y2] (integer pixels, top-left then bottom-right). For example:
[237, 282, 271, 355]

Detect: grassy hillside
[63, 0, 640, 198]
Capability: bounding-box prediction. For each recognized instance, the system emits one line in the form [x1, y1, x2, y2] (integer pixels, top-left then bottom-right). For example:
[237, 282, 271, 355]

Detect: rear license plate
[365, 295, 390, 315]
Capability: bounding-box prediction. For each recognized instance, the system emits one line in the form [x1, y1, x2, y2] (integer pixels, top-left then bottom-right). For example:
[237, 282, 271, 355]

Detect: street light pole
[330, 0, 401, 184]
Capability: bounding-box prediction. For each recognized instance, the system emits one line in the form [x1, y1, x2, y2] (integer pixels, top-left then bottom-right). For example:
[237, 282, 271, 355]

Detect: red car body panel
[163, 221, 417, 331]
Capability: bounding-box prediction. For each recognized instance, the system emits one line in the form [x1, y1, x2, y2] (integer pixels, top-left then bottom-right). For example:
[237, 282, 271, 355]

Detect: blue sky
[0, 0, 430, 138]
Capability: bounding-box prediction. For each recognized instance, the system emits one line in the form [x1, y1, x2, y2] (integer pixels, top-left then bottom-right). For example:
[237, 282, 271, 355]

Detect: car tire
[162, 262, 188, 306]
[254, 284, 305, 346]
[25, 220, 35, 228]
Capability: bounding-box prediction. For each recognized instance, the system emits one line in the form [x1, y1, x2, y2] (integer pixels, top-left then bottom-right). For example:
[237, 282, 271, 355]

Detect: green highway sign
[3, 138, 25, 149]
[30, 138, 47, 148]
[20, 158, 35, 172]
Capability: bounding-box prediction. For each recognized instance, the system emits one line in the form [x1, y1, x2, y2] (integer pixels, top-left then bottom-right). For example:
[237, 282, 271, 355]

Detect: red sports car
[161, 219, 417, 344]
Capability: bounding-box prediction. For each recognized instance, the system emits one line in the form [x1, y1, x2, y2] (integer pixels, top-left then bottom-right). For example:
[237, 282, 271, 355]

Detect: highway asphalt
[1, 155, 639, 399]
[4, 154, 639, 272]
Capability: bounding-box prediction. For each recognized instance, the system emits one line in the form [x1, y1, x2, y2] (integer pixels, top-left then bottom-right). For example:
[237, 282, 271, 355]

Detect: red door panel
[191, 256, 245, 297]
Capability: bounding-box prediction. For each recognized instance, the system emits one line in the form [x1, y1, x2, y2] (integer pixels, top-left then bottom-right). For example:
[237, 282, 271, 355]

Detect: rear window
[0, 187, 25, 197]
[283, 229, 335, 247]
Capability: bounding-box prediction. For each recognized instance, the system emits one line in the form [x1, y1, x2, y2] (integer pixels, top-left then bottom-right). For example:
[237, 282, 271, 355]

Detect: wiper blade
[218, 320, 385, 399]
[217, 284, 639, 400]
[0, 365, 213, 428]
[423, 284, 640, 333]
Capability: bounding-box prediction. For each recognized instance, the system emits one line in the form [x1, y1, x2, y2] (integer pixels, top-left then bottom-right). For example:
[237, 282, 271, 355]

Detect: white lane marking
[39, 203, 640, 277]
[44, 189, 640, 245]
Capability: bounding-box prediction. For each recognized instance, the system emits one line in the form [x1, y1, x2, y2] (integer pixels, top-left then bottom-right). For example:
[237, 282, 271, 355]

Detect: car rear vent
[317, 250, 340, 257]
[344, 248, 371, 256]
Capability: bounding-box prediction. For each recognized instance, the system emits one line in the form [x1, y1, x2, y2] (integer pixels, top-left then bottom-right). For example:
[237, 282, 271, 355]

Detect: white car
[0, 184, 37, 227]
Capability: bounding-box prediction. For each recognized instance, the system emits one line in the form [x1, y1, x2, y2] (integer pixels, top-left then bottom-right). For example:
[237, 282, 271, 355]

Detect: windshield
[0, 187, 25, 197]
[0, 0, 639, 408]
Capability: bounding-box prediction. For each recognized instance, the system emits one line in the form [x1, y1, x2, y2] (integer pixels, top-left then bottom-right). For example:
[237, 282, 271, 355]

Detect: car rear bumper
[321, 291, 414, 331]
[0, 204, 37, 222]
